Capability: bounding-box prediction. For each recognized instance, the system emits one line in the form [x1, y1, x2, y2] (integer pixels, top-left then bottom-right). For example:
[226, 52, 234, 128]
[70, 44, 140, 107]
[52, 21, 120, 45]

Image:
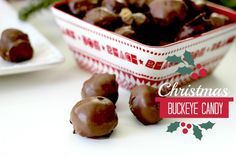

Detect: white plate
[0, 1, 64, 76]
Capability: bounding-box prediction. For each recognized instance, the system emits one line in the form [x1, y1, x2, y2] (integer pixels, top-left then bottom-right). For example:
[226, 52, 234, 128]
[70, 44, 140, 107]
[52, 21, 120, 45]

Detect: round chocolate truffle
[70, 96, 118, 138]
[83, 7, 122, 30]
[127, 0, 149, 12]
[102, 0, 128, 13]
[68, 0, 96, 18]
[184, 0, 206, 13]
[148, 0, 188, 26]
[82, 73, 119, 104]
[129, 85, 161, 125]
[0, 29, 33, 63]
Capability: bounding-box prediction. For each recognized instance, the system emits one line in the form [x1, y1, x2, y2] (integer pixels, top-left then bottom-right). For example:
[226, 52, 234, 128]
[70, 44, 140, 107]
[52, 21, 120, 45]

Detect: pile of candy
[63, 0, 231, 46]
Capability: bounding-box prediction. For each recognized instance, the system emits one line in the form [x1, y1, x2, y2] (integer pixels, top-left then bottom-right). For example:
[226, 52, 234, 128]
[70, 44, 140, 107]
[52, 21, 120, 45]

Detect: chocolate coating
[102, 0, 128, 13]
[83, 7, 122, 30]
[0, 29, 33, 62]
[148, 0, 188, 26]
[184, 0, 206, 13]
[68, 0, 96, 18]
[176, 13, 209, 40]
[129, 85, 161, 125]
[82, 73, 119, 104]
[70, 96, 118, 138]
[127, 0, 149, 12]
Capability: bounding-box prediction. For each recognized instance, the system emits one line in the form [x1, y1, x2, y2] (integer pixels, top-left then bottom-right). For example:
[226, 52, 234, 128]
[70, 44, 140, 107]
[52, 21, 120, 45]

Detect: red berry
[182, 128, 188, 134]
[187, 124, 192, 129]
[199, 69, 207, 77]
[191, 73, 198, 80]
[181, 122, 185, 127]
[196, 64, 202, 69]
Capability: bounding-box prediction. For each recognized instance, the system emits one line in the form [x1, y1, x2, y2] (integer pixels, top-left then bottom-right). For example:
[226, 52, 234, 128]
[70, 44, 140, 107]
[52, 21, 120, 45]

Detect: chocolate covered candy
[83, 7, 122, 30]
[131, 12, 160, 45]
[148, 0, 188, 26]
[184, 0, 206, 13]
[70, 96, 118, 138]
[127, 0, 147, 8]
[0, 29, 33, 62]
[129, 85, 161, 125]
[82, 73, 119, 104]
[68, 0, 97, 17]
[102, 0, 128, 13]
[65, 0, 231, 46]
[127, 0, 149, 12]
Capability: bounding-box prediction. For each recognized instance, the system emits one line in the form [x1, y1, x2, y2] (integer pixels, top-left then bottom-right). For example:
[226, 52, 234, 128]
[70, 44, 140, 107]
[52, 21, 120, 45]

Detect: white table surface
[0, 2, 236, 157]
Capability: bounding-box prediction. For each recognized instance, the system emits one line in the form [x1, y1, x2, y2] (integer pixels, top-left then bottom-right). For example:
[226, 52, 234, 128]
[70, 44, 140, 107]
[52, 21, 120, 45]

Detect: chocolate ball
[70, 96, 118, 138]
[102, 0, 128, 13]
[129, 85, 161, 125]
[148, 0, 188, 26]
[68, 0, 96, 18]
[127, 0, 149, 12]
[131, 12, 160, 45]
[83, 7, 122, 30]
[184, 0, 206, 13]
[82, 73, 119, 104]
[127, 0, 147, 7]
[0, 29, 33, 62]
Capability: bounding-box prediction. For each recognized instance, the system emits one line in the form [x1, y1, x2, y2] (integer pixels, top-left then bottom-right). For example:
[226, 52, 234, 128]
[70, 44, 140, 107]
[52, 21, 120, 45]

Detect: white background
[0, 1, 235, 157]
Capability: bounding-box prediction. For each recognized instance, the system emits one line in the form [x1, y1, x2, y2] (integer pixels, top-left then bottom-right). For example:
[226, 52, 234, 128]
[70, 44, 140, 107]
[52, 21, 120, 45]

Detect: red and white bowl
[51, 2, 236, 90]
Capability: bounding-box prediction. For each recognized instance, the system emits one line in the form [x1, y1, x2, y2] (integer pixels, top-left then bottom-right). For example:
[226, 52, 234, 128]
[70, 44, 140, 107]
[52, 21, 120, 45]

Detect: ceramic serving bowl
[52, 2, 236, 90]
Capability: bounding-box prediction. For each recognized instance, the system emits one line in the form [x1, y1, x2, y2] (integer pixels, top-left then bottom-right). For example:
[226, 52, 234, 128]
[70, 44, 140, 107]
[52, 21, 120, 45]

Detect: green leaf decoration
[184, 51, 195, 66]
[166, 55, 183, 64]
[199, 121, 215, 130]
[167, 122, 180, 133]
[193, 125, 203, 140]
[19, 0, 60, 21]
[176, 66, 193, 75]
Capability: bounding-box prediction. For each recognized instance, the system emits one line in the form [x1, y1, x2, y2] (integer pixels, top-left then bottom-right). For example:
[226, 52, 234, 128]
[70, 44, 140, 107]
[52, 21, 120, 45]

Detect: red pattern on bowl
[51, 2, 236, 90]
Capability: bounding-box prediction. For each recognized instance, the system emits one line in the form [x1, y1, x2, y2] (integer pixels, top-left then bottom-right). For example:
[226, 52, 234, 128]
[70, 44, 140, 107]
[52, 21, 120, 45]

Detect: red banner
[157, 97, 234, 118]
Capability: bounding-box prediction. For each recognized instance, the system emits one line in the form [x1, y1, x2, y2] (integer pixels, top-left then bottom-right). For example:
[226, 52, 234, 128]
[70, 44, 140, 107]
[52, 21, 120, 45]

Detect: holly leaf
[166, 55, 183, 64]
[193, 125, 203, 140]
[167, 122, 180, 133]
[184, 51, 195, 66]
[176, 66, 193, 75]
[199, 121, 215, 130]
